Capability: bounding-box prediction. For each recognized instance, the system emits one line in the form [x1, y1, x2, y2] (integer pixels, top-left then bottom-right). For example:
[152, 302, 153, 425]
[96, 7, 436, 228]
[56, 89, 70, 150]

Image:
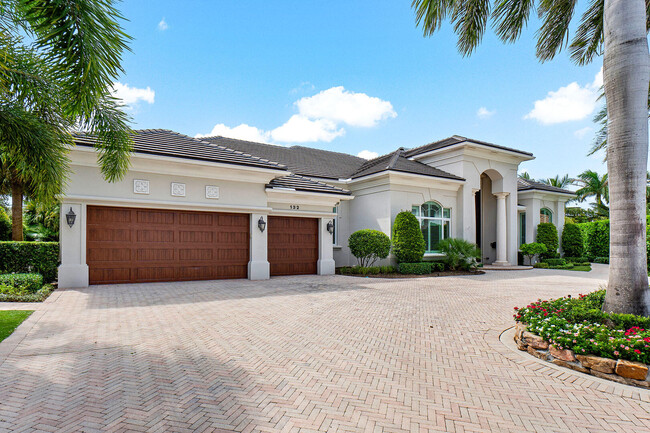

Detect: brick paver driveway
[1, 265, 649, 432]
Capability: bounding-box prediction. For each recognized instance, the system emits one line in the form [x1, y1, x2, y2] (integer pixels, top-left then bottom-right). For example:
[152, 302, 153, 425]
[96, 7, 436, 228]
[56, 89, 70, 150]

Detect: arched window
[540, 208, 553, 224]
[411, 201, 451, 253]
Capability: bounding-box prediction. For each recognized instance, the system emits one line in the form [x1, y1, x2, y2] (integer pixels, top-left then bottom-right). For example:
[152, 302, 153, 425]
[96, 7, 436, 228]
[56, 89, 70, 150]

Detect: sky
[112, 1, 607, 181]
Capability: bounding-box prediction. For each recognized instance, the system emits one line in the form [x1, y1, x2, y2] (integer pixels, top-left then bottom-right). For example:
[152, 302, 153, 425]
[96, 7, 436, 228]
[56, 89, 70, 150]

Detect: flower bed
[513, 290, 650, 388]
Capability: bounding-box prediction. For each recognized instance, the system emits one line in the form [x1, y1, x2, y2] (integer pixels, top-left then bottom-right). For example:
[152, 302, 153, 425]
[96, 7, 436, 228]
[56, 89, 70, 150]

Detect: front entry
[268, 216, 318, 276]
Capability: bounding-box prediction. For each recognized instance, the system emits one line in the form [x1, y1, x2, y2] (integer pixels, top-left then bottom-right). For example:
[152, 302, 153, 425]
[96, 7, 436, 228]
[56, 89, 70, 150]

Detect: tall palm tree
[0, 1, 133, 241]
[518, 171, 532, 180]
[540, 174, 572, 189]
[574, 170, 609, 206]
[412, 0, 650, 316]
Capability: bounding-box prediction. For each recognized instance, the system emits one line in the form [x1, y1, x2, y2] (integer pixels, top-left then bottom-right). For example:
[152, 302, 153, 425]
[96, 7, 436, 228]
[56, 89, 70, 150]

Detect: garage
[268, 216, 319, 276]
[86, 206, 250, 284]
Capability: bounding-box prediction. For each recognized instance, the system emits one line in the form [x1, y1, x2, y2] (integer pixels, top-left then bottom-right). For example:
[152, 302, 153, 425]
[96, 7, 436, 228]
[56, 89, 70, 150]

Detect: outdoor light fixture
[258, 216, 266, 232]
[66, 207, 76, 228]
[327, 220, 334, 234]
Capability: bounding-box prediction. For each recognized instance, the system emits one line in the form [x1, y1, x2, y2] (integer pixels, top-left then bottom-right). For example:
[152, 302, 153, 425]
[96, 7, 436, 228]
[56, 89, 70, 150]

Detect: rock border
[514, 323, 650, 389]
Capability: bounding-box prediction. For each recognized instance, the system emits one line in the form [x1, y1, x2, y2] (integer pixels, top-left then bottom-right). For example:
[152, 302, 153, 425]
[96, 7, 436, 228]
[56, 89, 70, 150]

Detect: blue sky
[114, 1, 606, 180]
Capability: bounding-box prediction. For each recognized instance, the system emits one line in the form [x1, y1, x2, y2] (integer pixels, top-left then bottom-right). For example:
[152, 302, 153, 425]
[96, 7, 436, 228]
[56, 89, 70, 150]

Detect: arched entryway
[476, 169, 510, 265]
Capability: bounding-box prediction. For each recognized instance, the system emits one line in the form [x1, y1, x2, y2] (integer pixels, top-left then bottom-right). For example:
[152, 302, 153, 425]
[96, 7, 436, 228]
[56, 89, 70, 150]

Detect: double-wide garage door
[87, 206, 250, 284]
[86, 206, 319, 285]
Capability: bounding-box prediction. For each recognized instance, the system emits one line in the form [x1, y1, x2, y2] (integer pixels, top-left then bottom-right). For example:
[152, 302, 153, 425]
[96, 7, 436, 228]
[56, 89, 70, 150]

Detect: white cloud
[197, 86, 395, 144]
[158, 18, 168, 31]
[524, 68, 602, 125]
[295, 86, 396, 127]
[357, 150, 379, 160]
[111, 82, 155, 109]
[574, 127, 593, 139]
[476, 107, 495, 119]
[195, 123, 270, 142]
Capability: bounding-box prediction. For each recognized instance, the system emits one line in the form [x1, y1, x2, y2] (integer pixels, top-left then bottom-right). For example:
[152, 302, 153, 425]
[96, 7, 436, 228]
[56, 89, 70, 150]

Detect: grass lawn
[0, 310, 33, 342]
[569, 266, 592, 272]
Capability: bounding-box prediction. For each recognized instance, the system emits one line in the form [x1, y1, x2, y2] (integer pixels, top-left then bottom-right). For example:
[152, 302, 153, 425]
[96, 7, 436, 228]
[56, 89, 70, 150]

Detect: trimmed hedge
[543, 258, 566, 266]
[392, 211, 425, 263]
[0, 273, 43, 292]
[563, 256, 589, 264]
[348, 229, 391, 267]
[594, 257, 609, 264]
[577, 220, 610, 260]
[0, 208, 10, 241]
[339, 266, 397, 275]
[561, 223, 584, 257]
[0, 284, 55, 302]
[0, 242, 59, 283]
[536, 223, 558, 259]
[398, 262, 444, 275]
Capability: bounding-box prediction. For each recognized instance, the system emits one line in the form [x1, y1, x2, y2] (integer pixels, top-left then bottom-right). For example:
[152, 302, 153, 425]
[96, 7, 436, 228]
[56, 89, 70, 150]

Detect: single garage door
[268, 216, 318, 276]
[86, 206, 249, 284]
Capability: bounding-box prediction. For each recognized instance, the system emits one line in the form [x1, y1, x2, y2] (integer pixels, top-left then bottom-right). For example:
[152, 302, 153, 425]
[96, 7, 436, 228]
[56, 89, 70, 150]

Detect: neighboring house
[58, 130, 572, 287]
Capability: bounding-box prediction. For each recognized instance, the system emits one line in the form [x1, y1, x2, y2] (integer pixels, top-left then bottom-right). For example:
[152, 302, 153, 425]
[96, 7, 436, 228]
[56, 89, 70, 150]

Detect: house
[58, 130, 573, 287]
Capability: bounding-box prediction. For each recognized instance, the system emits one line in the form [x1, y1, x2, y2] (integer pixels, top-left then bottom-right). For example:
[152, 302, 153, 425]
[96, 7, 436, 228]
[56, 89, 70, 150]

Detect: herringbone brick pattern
[1, 265, 649, 432]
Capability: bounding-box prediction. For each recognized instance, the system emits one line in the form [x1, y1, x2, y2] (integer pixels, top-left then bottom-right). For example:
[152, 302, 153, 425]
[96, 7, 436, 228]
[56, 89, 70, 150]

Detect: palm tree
[574, 170, 609, 206]
[540, 174, 572, 189]
[518, 172, 532, 180]
[412, 0, 650, 316]
[0, 1, 133, 241]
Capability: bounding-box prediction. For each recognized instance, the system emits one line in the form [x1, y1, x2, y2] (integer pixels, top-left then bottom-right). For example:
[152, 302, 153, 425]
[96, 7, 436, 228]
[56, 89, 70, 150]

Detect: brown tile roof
[404, 135, 534, 158]
[351, 148, 464, 181]
[267, 174, 351, 195]
[74, 129, 287, 171]
[517, 178, 574, 195]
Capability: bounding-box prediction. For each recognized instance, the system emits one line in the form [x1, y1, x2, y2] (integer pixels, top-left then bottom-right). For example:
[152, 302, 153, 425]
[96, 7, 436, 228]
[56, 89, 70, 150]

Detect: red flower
[635, 349, 641, 354]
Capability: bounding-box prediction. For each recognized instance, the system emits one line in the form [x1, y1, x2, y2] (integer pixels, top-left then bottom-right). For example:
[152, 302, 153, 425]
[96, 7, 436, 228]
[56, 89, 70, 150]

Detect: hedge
[398, 262, 444, 275]
[544, 258, 566, 266]
[0, 209, 10, 241]
[536, 223, 558, 259]
[0, 242, 59, 283]
[0, 273, 43, 292]
[339, 266, 397, 275]
[392, 211, 425, 263]
[561, 223, 584, 258]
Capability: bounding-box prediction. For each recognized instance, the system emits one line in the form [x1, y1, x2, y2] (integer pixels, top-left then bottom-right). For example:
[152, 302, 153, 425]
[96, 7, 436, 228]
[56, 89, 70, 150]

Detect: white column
[493, 192, 510, 266]
[58, 203, 89, 288]
[248, 213, 270, 280]
[317, 217, 335, 275]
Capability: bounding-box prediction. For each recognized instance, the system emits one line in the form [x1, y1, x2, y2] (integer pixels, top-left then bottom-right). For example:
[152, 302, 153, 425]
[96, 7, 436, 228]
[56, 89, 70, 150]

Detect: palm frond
[536, 0, 578, 62]
[450, 0, 492, 56]
[412, 0, 456, 36]
[491, 0, 535, 44]
[569, 0, 603, 66]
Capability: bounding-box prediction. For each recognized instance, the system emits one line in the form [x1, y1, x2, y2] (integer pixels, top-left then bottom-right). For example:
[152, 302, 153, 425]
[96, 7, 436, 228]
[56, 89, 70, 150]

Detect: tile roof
[267, 174, 351, 195]
[404, 135, 534, 158]
[74, 129, 287, 171]
[351, 148, 464, 181]
[200, 136, 365, 180]
[517, 178, 574, 195]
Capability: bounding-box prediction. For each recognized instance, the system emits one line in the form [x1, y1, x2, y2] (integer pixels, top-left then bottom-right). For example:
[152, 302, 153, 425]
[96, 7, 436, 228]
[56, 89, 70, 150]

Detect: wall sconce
[66, 207, 76, 228]
[326, 220, 335, 234]
[258, 216, 266, 232]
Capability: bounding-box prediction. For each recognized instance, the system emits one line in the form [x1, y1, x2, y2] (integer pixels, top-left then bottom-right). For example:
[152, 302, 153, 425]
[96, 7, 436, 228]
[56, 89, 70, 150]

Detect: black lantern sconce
[258, 216, 266, 232]
[326, 220, 335, 234]
[66, 207, 76, 228]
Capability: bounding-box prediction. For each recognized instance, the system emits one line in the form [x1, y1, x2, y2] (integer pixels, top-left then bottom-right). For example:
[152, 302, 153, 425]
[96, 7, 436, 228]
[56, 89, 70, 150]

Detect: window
[411, 201, 451, 253]
[519, 212, 526, 246]
[540, 208, 553, 224]
[332, 205, 339, 245]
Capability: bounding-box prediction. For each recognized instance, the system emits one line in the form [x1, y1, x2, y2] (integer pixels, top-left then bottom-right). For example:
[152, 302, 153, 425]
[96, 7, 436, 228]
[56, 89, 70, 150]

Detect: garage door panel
[87, 206, 250, 284]
[268, 216, 318, 276]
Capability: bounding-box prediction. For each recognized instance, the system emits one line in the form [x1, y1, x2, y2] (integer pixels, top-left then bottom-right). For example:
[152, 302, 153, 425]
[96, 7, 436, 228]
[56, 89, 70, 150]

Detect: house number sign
[290, 205, 300, 210]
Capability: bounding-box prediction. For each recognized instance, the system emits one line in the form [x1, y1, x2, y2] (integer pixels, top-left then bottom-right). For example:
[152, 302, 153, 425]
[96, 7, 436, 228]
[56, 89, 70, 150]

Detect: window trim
[332, 205, 340, 246]
[411, 201, 452, 254]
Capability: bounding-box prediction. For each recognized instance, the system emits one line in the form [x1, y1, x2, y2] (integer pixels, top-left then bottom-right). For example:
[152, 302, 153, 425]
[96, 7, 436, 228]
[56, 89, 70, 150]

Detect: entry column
[248, 213, 270, 280]
[493, 192, 510, 266]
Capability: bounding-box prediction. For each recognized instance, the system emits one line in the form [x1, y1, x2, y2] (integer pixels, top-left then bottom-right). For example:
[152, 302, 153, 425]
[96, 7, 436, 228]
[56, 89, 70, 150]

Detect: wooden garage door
[268, 216, 318, 276]
[86, 206, 249, 284]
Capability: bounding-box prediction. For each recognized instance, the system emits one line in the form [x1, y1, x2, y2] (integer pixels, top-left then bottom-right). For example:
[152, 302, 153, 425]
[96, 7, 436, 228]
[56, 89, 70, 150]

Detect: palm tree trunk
[10, 181, 23, 241]
[602, 0, 650, 316]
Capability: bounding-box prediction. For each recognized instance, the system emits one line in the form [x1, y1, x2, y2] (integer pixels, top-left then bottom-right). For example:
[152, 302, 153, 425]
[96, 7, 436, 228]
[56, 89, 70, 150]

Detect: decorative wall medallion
[171, 182, 186, 197]
[133, 179, 150, 194]
[205, 185, 220, 199]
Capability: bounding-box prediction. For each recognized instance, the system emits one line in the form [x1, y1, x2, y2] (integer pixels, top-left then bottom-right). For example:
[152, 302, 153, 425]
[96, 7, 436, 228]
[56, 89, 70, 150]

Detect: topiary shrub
[0, 242, 59, 283]
[348, 229, 391, 267]
[561, 223, 584, 258]
[520, 242, 547, 265]
[438, 238, 481, 271]
[392, 211, 425, 263]
[536, 223, 558, 259]
[0, 208, 10, 241]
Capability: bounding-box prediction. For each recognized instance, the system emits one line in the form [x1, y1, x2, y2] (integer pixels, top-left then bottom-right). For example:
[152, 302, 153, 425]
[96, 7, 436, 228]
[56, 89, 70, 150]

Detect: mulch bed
[341, 270, 485, 278]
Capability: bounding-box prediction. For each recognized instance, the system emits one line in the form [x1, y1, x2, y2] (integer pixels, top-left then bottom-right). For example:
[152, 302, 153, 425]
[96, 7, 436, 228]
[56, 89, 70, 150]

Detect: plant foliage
[536, 223, 558, 259]
[438, 238, 480, 271]
[520, 242, 547, 265]
[348, 229, 391, 267]
[561, 223, 584, 257]
[392, 211, 426, 263]
[0, 242, 59, 282]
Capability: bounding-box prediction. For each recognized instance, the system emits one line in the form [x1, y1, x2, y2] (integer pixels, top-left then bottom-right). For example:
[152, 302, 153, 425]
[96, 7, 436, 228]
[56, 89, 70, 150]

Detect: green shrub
[398, 262, 432, 275]
[348, 229, 391, 267]
[543, 258, 566, 266]
[438, 238, 480, 271]
[561, 223, 584, 257]
[379, 266, 396, 274]
[0, 242, 59, 283]
[0, 208, 10, 241]
[552, 263, 574, 270]
[392, 211, 425, 263]
[520, 242, 547, 265]
[430, 262, 444, 272]
[340, 265, 395, 275]
[563, 256, 589, 264]
[533, 262, 549, 269]
[0, 273, 43, 292]
[536, 223, 558, 259]
[593, 257, 609, 264]
[0, 284, 55, 302]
